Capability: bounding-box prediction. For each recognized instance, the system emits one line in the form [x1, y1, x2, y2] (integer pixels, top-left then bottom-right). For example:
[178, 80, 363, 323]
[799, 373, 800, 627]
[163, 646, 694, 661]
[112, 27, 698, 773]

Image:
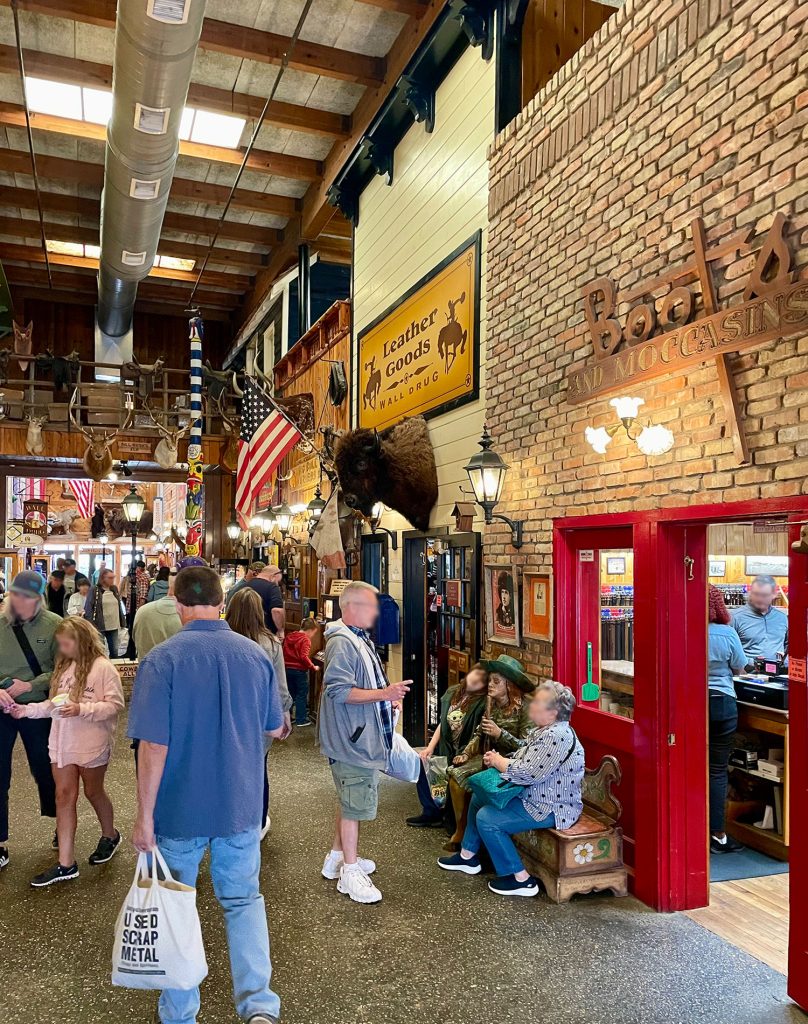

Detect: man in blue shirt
[732, 574, 788, 664]
[129, 566, 285, 1024]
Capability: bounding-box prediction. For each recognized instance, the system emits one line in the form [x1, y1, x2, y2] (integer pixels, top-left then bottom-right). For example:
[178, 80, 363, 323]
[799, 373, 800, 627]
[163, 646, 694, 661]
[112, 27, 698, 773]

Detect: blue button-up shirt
[128, 619, 284, 839]
[732, 604, 788, 663]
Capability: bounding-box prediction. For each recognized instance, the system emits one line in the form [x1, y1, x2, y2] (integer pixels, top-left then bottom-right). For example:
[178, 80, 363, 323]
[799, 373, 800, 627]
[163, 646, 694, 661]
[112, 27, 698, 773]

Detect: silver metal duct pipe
[98, 0, 208, 338]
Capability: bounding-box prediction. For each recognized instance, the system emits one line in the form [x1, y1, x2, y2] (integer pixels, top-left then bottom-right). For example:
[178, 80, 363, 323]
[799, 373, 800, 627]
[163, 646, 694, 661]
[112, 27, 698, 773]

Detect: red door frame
[554, 496, 808, 1009]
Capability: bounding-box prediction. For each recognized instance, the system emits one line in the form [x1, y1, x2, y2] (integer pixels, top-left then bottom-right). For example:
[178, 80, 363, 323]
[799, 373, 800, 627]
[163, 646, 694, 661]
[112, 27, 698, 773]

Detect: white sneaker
[260, 816, 271, 840]
[321, 850, 376, 880]
[337, 864, 382, 904]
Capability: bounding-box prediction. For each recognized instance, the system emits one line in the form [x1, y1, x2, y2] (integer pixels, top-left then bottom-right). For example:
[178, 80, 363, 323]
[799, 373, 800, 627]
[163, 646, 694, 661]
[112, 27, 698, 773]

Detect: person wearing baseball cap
[0, 570, 62, 872]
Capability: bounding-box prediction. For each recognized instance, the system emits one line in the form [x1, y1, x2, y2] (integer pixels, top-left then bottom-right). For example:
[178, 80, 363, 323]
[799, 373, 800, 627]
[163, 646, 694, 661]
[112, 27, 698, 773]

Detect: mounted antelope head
[25, 413, 47, 455]
[144, 404, 189, 470]
[69, 388, 133, 481]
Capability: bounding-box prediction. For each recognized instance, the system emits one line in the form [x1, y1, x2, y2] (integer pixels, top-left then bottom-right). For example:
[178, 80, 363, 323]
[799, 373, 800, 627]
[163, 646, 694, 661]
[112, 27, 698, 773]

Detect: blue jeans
[155, 829, 280, 1024]
[462, 794, 555, 876]
[286, 667, 310, 724]
[102, 629, 119, 658]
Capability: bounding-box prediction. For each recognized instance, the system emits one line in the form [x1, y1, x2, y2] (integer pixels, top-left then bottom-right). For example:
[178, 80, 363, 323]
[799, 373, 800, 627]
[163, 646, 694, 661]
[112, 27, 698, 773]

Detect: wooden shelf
[730, 765, 784, 784]
[726, 820, 788, 862]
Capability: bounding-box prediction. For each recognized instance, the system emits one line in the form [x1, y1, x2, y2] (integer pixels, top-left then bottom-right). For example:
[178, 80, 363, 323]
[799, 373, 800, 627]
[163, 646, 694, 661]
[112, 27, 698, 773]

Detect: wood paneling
[522, 0, 612, 105]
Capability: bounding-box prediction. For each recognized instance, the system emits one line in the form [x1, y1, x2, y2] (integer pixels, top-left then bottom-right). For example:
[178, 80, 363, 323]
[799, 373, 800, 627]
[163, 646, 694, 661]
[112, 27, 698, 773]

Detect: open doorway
[685, 518, 790, 974]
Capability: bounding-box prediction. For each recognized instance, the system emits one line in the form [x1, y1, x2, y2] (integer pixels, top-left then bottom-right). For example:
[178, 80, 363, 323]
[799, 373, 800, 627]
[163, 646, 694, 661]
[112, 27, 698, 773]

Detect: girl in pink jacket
[11, 616, 124, 887]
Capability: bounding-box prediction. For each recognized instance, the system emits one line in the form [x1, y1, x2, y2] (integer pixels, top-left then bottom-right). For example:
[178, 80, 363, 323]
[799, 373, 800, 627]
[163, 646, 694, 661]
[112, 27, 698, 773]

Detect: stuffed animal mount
[334, 415, 438, 532]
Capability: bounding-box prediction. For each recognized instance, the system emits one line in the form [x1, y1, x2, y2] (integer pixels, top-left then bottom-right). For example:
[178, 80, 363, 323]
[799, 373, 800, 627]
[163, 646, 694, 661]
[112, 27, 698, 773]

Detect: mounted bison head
[334, 415, 438, 532]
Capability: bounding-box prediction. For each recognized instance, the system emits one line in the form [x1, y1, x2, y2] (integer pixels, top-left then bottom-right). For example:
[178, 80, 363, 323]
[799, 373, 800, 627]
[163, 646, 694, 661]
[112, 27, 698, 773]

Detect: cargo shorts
[331, 760, 380, 822]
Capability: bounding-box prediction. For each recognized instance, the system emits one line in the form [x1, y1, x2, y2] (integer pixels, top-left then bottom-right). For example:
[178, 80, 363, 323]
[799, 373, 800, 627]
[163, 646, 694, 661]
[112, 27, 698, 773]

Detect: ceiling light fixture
[585, 396, 674, 457]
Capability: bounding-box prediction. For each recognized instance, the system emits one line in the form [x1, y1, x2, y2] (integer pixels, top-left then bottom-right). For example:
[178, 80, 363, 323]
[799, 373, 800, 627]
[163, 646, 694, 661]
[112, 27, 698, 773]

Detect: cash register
[733, 656, 789, 710]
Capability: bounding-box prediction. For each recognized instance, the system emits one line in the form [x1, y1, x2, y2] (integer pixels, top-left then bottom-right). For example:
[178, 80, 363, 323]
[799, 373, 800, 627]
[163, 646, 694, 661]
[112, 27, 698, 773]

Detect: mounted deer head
[144, 404, 189, 470]
[25, 413, 47, 455]
[69, 388, 133, 481]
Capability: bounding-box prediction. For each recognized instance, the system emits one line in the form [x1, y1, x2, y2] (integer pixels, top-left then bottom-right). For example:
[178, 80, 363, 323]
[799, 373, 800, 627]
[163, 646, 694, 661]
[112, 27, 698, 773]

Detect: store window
[599, 549, 635, 720]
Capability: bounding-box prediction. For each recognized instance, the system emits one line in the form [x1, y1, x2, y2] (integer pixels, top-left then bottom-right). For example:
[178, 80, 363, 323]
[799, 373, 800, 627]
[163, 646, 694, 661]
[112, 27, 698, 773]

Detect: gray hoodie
[318, 619, 391, 770]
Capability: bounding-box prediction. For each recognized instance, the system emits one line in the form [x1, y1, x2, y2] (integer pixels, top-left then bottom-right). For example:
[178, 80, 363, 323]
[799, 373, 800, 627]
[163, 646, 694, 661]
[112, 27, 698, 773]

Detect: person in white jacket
[7, 616, 124, 887]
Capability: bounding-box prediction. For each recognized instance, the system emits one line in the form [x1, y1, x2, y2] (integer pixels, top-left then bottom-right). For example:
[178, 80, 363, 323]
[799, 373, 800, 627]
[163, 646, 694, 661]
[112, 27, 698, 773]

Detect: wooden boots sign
[567, 213, 807, 405]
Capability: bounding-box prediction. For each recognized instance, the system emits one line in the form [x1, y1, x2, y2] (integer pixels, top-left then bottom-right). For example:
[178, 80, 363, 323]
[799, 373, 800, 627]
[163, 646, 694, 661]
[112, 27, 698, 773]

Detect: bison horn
[364, 428, 381, 454]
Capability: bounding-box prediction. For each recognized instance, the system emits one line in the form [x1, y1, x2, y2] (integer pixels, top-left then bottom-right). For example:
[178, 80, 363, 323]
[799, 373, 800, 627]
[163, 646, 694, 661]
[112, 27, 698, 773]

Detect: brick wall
[485, 0, 808, 674]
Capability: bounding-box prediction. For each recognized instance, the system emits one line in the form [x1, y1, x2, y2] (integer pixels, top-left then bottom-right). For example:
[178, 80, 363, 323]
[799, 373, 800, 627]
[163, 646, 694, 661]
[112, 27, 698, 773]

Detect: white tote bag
[385, 731, 422, 783]
[111, 848, 208, 991]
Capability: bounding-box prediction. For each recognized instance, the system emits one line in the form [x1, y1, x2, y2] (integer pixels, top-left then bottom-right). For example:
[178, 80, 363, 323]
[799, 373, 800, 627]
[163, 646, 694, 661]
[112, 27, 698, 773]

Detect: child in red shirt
[282, 619, 320, 727]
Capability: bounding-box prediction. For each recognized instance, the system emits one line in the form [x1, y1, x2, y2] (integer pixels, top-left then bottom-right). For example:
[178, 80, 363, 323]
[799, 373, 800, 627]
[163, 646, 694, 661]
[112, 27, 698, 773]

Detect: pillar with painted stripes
[185, 315, 205, 557]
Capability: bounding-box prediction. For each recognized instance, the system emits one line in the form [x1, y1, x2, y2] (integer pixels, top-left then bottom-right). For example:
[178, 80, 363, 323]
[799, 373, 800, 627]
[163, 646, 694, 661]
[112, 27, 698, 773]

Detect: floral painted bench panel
[514, 754, 628, 904]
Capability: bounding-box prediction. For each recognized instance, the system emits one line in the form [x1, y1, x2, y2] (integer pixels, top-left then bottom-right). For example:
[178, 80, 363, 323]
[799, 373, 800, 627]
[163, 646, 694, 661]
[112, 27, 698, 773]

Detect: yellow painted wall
[352, 45, 495, 679]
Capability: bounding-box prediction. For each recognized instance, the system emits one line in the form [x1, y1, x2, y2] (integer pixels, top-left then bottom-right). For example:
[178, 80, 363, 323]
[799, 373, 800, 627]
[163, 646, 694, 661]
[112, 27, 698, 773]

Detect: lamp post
[463, 425, 524, 549]
[121, 485, 145, 656]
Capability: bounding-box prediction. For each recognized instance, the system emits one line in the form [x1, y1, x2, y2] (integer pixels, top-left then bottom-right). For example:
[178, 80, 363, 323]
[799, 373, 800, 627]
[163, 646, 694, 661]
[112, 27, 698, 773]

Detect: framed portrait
[523, 572, 553, 643]
[606, 556, 626, 575]
[484, 562, 520, 647]
[708, 559, 726, 578]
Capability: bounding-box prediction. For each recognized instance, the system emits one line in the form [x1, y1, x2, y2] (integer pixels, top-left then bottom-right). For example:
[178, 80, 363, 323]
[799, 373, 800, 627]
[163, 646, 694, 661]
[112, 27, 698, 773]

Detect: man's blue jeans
[155, 828, 280, 1024]
[462, 794, 555, 876]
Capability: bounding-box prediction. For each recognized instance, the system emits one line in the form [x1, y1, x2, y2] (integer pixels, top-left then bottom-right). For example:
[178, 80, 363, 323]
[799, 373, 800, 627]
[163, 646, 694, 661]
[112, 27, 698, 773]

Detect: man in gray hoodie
[318, 580, 410, 904]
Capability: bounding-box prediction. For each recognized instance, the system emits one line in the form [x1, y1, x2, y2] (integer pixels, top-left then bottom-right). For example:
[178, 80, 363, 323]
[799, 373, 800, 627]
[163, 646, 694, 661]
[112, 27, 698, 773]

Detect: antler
[68, 387, 93, 441]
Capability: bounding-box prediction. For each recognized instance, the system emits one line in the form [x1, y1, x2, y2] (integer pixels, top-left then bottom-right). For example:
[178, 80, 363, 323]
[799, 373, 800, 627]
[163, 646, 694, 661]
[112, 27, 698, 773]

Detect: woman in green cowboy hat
[445, 655, 535, 849]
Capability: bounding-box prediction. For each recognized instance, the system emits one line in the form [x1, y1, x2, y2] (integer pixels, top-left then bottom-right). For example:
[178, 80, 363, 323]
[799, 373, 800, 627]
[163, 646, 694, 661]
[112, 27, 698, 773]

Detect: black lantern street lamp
[226, 509, 241, 543]
[306, 484, 326, 534]
[463, 425, 524, 548]
[368, 501, 398, 550]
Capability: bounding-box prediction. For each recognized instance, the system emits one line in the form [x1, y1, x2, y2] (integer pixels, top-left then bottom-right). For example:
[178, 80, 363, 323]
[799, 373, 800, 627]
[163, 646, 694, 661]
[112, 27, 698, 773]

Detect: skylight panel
[26, 77, 82, 120]
[178, 106, 194, 141]
[189, 109, 245, 149]
[83, 88, 113, 126]
[85, 244, 101, 260]
[155, 255, 196, 272]
[46, 239, 84, 257]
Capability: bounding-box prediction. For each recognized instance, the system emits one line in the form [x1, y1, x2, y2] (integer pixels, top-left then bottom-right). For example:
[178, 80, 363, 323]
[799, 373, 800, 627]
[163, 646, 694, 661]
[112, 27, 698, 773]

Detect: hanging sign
[22, 499, 48, 544]
[579, 549, 595, 562]
[357, 233, 480, 431]
[567, 212, 808, 404]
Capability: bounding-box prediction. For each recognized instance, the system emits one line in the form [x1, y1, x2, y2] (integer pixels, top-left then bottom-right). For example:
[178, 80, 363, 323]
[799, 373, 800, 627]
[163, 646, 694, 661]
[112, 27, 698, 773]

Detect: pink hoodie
[24, 656, 124, 768]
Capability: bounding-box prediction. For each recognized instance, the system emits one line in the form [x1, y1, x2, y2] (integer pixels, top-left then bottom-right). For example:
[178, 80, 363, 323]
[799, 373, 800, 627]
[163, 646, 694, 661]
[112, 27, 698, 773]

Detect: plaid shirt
[347, 624, 393, 751]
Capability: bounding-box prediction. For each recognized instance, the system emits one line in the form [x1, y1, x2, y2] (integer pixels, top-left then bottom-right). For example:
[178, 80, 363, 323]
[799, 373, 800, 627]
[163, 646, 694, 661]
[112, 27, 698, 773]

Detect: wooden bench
[514, 755, 628, 903]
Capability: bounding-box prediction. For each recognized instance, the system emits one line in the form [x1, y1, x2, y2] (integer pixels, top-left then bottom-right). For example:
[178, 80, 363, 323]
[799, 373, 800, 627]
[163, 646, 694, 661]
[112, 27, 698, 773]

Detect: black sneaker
[487, 874, 540, 897]
[0, 846, 8, 870]
[438, 852, 482, 875]
[31, 862, 79, 887]
[406, 813, 444, 828]
[89, 831, 122, 865]
[51, 830, 59, 850]
[710, 834, 744, 854]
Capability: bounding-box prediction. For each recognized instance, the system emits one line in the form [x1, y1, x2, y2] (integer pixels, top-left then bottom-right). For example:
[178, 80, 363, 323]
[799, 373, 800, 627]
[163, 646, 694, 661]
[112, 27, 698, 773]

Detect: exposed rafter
[0, 1, 386, 86]
[0, 102, 322, 181]
[0, 148, 300, 218]
[0, 44, 351, 140]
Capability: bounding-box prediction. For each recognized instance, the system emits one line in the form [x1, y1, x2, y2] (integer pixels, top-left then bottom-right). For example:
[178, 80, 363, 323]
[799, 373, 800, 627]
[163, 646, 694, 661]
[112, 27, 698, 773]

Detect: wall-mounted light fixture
[226, 509, 241, 542]
[272, 501, 294, 539]
[307, 484, 327, 535]
[585, 397, 674, 457]
[368, 501, 398, 550]
[463, 426, 524, 549]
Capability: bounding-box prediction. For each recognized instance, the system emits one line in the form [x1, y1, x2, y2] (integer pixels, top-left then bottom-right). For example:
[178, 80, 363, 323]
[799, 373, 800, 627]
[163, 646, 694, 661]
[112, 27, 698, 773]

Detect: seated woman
[406, 662, 489, 828]
[439, 679, 584, 897]
[444, 655, 535, 849]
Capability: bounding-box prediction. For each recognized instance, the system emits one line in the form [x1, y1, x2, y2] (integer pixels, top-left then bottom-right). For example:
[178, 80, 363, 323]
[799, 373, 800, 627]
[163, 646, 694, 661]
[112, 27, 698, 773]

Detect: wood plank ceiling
[0, 0, 440, 329]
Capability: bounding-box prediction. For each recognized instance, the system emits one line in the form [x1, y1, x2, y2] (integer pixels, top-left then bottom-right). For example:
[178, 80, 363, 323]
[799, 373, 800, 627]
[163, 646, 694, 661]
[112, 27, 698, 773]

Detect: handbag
[385, 731, 421, 783]
[111, 847, 208, 991]
[466, 768, 523, 809]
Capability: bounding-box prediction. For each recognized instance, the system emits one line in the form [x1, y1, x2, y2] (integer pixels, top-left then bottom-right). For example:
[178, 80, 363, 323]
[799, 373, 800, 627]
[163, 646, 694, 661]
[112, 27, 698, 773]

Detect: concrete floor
[0, 729, 805, 1024]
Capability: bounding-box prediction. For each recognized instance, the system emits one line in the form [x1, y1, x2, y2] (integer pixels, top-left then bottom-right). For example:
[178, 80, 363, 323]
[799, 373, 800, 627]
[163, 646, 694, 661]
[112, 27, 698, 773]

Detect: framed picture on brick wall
[484, 562, 520, 647]
[523, 572, 553, 643]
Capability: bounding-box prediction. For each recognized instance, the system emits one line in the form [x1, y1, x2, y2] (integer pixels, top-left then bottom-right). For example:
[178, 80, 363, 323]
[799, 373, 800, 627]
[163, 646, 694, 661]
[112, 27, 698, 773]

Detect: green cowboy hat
[479, 654, 535, 693]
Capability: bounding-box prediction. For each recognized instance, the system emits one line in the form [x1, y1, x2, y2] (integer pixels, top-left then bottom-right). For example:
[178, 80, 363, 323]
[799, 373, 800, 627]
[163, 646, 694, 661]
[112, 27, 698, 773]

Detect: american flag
[71, 479, 94, 519]
[236, 379, 302, 526]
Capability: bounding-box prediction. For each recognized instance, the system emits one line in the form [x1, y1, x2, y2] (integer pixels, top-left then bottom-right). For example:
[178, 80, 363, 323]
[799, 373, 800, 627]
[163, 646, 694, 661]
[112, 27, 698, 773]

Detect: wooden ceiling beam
[0, 216, 267, 270]
[301, 0, 447, 240]
[0, 149, 299, 218]
[354, 0, 428, 16]
[5, 266, 238, 309]
[0, 1, 385, 87]
[0, 186, 281, 248]
[0, 242, 252, 291]
[0, 102, 322, 182]
[0, 44, 351, 141]
[12, 285, 234, 321]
